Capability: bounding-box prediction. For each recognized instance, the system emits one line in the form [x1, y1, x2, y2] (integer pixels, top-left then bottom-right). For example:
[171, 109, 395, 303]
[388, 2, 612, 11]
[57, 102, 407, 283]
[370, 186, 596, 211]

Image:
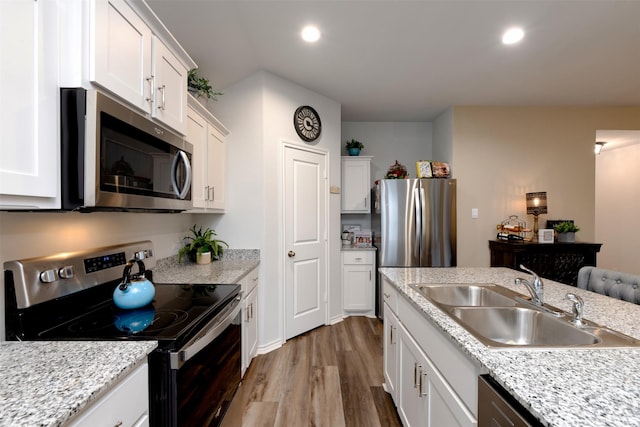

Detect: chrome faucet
[514, 264, 544, 306]
[565, 293, 585, 327]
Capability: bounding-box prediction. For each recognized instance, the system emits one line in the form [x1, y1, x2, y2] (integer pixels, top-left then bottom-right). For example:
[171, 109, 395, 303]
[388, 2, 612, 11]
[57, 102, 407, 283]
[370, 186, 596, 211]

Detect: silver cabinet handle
[389, 324, 395, 345]
[204, 185, 210, 201]
[145, 76, 154, 104]
[419, 369, 428, 397]
[414, 363, 420, 388]
[157, 84, 166, 110]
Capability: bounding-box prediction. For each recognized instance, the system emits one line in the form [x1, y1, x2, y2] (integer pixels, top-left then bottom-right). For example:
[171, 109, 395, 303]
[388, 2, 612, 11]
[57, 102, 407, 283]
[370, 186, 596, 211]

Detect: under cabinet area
[239, 267, 259, 376]
[383, 278, 479, 427]
[186, 96, 229, 212]
[342, 250, 376, 316]
[341, 156, 373, 213]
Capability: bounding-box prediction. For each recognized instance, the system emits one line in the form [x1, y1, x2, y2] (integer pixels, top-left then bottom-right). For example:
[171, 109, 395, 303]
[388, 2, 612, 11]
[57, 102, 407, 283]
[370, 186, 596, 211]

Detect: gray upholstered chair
[577, 266, 640, 304]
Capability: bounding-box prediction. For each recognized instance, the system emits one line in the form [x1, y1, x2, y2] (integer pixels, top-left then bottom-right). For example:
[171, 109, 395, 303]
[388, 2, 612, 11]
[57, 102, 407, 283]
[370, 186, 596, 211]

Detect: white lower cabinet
[342, 250, 375, 316]
[383, 278, 479, 427]
[239, 267, 259, 376]
[68, 362, 149, 427]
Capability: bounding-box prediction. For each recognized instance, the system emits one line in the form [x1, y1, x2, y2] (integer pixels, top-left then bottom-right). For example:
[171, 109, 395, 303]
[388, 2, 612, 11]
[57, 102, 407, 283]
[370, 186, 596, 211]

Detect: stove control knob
[39, 269, 58, 283]
[58, 266, 75, 279]
[134, 250, 153, 260]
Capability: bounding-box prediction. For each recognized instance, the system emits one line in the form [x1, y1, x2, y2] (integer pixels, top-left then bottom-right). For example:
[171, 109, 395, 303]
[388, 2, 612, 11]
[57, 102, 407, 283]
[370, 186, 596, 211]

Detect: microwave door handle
[171, 150, 192, 199]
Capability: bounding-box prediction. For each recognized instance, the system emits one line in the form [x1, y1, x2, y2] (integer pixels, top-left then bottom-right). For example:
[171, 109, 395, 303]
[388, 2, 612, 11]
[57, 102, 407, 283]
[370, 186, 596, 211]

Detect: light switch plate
[471, 208, 479, 219]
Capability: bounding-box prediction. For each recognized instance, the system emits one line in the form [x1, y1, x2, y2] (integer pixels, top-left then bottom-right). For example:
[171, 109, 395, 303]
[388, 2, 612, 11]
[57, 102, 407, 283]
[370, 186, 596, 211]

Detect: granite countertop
[380, 267, 640, 427]
[152, 249, 260, 284]
[0, 341, 156, 427]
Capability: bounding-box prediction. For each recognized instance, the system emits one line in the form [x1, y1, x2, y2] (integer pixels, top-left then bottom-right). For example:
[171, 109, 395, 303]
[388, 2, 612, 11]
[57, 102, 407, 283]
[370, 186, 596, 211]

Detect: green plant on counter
[187, 68, 223, 100]
[178, 225, 228, 263]
[554, 221, 580, 233]
[345, 139, 364, 150]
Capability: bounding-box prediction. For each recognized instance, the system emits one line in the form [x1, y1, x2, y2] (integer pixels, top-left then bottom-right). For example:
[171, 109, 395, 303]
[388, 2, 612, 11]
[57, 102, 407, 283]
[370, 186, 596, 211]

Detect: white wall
[210, 71, 342, 351]
[595, 143, 640, 274]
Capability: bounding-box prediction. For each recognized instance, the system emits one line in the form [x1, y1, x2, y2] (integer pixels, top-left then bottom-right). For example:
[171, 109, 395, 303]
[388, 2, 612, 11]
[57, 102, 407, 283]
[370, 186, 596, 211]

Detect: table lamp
[526, 192, 547, 242]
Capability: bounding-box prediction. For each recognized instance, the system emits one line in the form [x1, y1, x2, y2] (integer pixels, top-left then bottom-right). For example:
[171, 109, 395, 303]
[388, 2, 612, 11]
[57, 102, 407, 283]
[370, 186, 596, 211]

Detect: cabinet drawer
[342, 251, 374, 265]
[383, 279, 398, 314]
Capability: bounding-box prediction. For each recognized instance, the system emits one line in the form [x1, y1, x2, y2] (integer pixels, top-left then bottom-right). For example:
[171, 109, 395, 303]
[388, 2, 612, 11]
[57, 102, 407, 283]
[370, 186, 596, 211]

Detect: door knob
[288, 251, 296, 257]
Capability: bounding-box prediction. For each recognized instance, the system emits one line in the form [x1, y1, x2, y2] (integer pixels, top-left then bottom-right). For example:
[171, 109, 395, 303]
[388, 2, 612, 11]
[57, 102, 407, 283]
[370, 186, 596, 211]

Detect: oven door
[150, 294, 242, 427]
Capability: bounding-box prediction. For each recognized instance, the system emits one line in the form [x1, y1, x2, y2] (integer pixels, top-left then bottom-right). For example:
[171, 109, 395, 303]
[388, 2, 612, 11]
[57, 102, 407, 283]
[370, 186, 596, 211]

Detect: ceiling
[147, 0, 640, 127]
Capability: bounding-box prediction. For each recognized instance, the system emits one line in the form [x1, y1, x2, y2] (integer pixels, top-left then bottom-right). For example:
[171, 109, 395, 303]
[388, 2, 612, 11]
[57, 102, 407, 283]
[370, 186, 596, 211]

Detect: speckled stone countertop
[380, 267, 640, 427]
[341, 246, 377, 251]
[152, 249, 260, 284]
[0, 341, 156, 427]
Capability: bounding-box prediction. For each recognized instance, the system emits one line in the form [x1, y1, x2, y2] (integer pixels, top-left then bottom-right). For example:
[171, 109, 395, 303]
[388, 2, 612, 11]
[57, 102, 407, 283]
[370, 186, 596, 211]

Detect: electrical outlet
[471, 208, 479, 219]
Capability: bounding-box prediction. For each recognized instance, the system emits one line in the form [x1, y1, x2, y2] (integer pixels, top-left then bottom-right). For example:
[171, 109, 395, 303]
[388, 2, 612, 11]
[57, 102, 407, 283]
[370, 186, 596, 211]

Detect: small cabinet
[383, 299, 400, 402]
[0, 0, 60, 209]
[239, 267, 259, 376]
[68, 362, 149, 427]
[341, 250, 375, 316]
[186, 96, 229, 212]
[90, 0, 190, 134]
[341, 156, 373, 213]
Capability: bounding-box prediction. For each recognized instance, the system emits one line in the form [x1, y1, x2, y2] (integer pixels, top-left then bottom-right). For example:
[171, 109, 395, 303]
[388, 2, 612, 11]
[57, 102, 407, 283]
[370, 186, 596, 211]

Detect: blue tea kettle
[113, 259, 155, 309]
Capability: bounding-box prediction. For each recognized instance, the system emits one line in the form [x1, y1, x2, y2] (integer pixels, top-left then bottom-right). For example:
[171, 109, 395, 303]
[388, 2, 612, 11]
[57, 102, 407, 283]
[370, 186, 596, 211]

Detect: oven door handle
[170, 295, 242, 370]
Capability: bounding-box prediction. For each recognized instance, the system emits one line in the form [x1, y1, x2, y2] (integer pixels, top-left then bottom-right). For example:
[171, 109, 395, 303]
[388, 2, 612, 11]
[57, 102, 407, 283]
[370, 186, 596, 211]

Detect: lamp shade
[526, 192, 547, 215]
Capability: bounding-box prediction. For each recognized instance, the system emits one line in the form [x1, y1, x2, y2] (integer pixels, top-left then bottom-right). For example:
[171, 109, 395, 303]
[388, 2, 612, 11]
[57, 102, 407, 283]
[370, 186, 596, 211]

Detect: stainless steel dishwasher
[478, 375, 543, 427]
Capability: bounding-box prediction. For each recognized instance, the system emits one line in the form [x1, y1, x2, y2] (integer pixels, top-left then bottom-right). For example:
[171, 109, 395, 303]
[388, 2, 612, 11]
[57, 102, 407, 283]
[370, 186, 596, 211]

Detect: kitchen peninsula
[381, 267, 640, 427]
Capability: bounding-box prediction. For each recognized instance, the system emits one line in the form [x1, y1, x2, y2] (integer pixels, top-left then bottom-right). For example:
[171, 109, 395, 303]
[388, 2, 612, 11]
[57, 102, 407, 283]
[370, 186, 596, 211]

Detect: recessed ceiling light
[301, 25, 321, 43]
[502, 27, 525, 45]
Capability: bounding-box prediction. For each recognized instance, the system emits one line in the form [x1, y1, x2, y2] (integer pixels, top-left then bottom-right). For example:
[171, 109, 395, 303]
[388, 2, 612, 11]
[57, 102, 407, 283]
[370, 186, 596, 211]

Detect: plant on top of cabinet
[554, 221, 580, 243]
[345, 139, 364, 156]
[178, 225, 228, 264]
[188, 68, 223, 101]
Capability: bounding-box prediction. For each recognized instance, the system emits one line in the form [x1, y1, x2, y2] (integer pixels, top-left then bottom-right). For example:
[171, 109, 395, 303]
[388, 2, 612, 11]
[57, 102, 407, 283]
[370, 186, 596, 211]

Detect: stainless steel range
[4, 241, 241, 426]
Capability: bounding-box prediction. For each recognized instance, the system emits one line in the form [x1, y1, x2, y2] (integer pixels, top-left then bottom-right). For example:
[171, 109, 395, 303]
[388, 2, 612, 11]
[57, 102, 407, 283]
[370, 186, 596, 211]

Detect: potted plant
[554, 221, 580, 243]
[345, 139, 364, 156]
[187, 68, 223, 101]
[178, 225, 228, 264]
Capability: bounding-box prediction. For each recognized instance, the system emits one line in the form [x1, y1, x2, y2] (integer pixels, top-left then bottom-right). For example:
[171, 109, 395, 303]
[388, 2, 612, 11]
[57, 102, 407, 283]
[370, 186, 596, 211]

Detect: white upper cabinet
[341, 156, 373, 213]
[89, 0, 192, 134]
[0, 0, 60, 209]
[90, 0, 152, 113]
[186, 95, 229, 212]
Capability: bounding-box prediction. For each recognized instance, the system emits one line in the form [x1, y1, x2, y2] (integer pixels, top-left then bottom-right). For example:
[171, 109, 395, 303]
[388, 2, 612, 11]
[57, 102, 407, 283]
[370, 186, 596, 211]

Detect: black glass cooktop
[23, 283, 239, 348]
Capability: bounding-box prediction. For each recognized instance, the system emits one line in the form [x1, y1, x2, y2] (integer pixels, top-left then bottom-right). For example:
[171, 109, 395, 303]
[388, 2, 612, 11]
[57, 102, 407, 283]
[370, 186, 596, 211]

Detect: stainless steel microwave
[60, 88, 192, 212]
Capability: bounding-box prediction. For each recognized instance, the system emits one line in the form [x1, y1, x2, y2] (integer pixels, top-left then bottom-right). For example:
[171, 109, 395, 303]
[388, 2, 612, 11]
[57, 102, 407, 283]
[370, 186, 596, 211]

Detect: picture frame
[431, 161, 451, 178]
[539, 229, 554, 244]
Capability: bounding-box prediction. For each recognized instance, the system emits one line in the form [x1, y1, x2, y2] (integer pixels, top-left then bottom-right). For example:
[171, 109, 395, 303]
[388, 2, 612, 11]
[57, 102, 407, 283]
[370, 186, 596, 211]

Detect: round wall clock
[293, 105, 322, 142]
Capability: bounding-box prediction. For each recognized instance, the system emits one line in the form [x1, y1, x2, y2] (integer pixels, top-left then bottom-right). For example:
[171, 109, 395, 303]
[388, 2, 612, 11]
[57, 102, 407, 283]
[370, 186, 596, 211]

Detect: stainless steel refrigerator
[374, 178, 457, 318]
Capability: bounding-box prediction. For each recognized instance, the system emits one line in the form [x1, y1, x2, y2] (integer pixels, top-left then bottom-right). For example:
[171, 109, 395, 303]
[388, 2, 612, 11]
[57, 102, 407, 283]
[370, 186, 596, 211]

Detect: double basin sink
[409, 283, 640, 348]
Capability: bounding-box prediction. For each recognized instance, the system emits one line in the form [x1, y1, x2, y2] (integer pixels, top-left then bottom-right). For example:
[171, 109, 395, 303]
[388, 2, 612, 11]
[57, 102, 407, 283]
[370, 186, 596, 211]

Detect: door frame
[279, 140, 330, 341]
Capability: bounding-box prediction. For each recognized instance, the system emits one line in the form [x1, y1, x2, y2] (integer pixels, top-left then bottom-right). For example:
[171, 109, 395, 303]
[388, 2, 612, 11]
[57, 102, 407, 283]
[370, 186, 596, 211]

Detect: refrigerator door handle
[414, 186, 424, 264]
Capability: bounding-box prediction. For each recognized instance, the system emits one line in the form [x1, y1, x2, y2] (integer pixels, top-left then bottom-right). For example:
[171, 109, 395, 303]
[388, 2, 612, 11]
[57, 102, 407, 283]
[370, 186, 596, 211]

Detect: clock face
[294, 106, 321, 142]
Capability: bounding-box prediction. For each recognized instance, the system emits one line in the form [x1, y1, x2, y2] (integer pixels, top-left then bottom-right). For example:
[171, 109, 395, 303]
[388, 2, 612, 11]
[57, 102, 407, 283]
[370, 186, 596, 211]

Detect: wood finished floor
[221, 316, 402, 427]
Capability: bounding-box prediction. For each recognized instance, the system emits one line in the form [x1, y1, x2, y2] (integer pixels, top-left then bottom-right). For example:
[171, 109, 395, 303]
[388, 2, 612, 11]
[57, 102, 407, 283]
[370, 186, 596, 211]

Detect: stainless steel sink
[412, 284, 518, 307]
[409, 283, 640, 348]
[450, 307, 599, 347]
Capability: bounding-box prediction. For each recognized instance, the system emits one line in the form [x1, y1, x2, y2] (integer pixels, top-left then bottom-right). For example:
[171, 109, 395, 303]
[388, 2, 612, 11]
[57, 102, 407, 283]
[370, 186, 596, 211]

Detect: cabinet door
[398, 324, 428, 427]
[343, 264, 374, 312]
[186, 106, 208, 209]
[0, 0, 60, 209]
[341, 158, 371, 213]
[207, 125, 226, 211]
[91, 0, 152, 112]
[246, 287, 258, 366]
[383, 303, 399, 403]
[152, 37, 187, 134]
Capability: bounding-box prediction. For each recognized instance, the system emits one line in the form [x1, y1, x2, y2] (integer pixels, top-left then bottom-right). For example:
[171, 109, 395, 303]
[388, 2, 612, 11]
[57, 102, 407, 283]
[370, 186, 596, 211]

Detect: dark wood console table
[489, 240, 602, 286]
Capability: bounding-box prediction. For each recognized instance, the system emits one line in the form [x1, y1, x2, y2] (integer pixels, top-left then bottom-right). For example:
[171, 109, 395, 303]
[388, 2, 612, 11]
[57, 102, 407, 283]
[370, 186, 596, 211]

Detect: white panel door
[152, 37, 187, 134]
[284, 145, 327, 340]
